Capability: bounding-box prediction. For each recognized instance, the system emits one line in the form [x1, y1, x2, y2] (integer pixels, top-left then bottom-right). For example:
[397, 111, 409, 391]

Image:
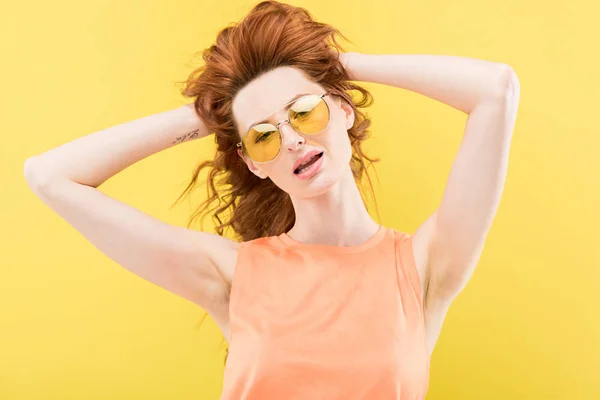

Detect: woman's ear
[237, 148, 267, 179]
[339, 99, 355, 130]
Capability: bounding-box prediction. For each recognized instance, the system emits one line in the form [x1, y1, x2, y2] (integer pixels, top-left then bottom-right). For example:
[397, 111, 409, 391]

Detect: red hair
[173, 0, 381, 243]
[174, 0, 382, 364]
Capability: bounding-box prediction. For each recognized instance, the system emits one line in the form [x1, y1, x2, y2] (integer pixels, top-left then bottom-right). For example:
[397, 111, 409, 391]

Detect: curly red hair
[173, 0, 381, 243]
[174, 0, 382, 365]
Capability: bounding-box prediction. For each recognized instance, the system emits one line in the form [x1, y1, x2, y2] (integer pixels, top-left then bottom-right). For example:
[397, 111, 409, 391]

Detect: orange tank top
[221, 225, 430, 399]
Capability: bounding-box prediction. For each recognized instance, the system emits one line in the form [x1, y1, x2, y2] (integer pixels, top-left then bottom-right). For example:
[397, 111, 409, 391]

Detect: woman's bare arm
[23, 104, 238, 315]
[25, 104, 209, 187]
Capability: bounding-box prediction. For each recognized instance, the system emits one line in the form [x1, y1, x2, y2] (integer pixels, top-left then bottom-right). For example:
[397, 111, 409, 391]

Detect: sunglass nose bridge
[275, 119, 291, 129]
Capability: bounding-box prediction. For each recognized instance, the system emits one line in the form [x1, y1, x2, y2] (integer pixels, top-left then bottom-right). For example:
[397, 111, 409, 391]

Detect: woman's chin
[292, 173, 340, 199]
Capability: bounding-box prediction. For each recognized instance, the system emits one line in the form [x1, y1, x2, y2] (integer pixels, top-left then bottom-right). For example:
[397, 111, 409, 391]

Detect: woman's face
[232, 66, 355, 199]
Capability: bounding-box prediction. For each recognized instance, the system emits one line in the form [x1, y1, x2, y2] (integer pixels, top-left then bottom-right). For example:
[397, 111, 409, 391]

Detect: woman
[24, 1, 520, 399]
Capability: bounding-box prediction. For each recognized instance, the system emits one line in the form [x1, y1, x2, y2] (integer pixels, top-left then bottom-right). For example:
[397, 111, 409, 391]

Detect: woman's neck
[286, 167, 380, 246]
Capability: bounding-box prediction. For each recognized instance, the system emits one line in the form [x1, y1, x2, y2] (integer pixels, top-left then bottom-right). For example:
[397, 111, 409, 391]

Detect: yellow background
[2, 0, 598, 398]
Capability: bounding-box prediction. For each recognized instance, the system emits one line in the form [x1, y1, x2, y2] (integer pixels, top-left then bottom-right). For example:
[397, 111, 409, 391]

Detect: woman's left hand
[330, 49, 355, 79]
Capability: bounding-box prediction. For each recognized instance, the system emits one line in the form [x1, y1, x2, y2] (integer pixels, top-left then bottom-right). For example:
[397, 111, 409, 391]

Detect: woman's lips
[294, 152, 324, 180]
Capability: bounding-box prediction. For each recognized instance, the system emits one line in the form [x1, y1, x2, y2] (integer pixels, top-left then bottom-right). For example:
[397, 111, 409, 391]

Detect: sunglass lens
[242, 123, 281, 163]
[290, 95, 329, 134]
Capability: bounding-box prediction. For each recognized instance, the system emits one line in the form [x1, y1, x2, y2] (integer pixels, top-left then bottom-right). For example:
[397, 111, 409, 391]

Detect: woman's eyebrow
[246, 92, 312, 131]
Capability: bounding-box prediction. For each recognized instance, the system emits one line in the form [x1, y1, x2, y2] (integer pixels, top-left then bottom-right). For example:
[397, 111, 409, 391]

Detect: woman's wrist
[175, 103, 211, 143]
[339, 52, 360, 80]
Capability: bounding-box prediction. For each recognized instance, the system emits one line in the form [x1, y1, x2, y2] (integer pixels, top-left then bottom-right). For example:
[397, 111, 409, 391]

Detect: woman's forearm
[344, 53, 513, 114]
[25, 104, 210, 188]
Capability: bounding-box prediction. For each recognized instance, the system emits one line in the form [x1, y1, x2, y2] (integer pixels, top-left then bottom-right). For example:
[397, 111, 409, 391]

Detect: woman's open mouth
[294, 152, 324, 180]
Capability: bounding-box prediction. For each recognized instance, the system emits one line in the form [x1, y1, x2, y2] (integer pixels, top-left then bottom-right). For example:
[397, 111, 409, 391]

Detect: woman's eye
[255, 131, 273, 143]
[295, 110, 312, 119]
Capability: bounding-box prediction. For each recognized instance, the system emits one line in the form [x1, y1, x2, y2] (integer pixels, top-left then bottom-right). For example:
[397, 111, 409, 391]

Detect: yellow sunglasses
[237, 92, 332, 163]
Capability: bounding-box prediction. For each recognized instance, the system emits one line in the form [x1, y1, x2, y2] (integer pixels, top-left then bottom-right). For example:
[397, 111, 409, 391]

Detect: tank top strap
[393, 230, 426, 313]
[229, 236, 277, 314]
[229, 239, 253, 314]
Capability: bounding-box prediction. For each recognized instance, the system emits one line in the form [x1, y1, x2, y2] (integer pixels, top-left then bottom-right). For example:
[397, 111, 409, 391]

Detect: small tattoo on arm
[172, 129, 200, 145]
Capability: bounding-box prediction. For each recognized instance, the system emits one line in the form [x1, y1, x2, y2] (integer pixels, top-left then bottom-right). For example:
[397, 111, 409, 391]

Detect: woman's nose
[279, 122, 305, 150]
